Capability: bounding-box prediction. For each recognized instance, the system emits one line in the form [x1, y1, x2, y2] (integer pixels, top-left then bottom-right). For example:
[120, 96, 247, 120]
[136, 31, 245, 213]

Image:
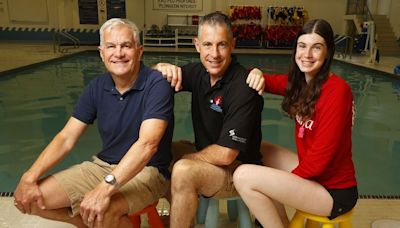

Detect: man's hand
[154, 63, 182, 92]
[80, 183, 113, 227]
[246, 68, 265, 95]
[14, 177, 46, 214]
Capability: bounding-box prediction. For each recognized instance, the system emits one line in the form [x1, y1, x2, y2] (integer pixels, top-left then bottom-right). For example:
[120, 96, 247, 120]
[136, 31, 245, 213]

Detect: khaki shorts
[205, 159, 241, 199]
[172, 141, 240, 199]
[53, 156, 168, 217]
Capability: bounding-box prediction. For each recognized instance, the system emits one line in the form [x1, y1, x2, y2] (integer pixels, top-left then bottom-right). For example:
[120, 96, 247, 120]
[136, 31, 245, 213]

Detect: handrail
[364, 4, 373, 21]
[345, 0, 375, 35]
[335, 36, 350, 44]
[335, 35, 354, 59]
[343, 0, 378, 62]
[366, 21, 379, 64]
[53, 29, 80, 53]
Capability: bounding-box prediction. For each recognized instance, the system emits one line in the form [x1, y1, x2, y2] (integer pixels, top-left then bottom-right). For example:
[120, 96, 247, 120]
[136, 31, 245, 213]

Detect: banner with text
[153, 0, 202, 11]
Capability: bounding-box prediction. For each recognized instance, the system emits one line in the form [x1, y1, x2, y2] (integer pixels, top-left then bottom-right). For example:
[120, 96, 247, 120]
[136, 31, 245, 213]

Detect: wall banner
[78, 0, 99, 24]
[153, 0, 202, 11]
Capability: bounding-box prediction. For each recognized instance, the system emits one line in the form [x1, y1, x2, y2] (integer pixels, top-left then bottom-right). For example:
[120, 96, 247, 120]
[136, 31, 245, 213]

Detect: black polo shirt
[181, 57, 263, 164]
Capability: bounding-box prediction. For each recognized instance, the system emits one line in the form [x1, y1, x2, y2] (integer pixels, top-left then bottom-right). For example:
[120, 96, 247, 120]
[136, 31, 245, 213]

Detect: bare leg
[259, 141, 299, 225]
[31, 176, 132, 228]
[27, 176, 87, 227]
[165, 140, 197, 204]
[260, 141, 298, 171]
[234, 165, 333, 228]
[241, 186, 285, 228]
[272, 199, 290, 227]
[96, 193, 131, 228]
[169, 159, 228, 228]
[31, 205, 86, 227]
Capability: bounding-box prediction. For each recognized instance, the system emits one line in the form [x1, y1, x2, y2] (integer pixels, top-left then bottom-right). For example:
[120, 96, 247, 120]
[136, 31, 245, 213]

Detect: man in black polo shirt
[154, 12, 263, 228]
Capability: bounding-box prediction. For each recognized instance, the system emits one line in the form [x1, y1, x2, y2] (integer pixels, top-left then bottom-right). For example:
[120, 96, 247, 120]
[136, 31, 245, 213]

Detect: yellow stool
[289, 209, 353, 228]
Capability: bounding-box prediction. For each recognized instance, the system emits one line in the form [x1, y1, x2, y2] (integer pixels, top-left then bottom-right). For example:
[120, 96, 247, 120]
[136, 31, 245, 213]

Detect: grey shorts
[53, 156, 169, 217]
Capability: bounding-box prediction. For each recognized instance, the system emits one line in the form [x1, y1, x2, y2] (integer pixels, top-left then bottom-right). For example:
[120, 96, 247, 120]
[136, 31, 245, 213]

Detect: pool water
[0, 51, 399, 196]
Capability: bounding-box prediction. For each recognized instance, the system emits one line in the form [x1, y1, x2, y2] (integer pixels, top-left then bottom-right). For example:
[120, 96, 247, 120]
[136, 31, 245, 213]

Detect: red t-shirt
[264, 74, 357, 189]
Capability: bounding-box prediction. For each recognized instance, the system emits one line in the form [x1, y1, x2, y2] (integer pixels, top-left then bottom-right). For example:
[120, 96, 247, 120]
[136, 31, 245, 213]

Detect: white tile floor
[0, 197, 75, 228]
[0, 197, 244, 228]
[0, 42, 399, 227]
[2, 196, 400, 228]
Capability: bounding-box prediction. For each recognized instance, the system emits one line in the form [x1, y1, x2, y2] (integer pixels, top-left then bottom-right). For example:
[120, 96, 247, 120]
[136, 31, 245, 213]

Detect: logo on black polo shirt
[228, 129, 247, 144]
[209, 95, 223, 113]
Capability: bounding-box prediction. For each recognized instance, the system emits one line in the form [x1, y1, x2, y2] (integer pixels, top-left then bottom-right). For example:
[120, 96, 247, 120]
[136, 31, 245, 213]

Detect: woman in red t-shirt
[233, 19, 358, 228]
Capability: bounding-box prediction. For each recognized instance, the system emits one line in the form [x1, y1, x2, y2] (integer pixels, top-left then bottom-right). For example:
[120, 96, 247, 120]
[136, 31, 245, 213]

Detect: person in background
[153, 12, 263, 228]
[233, 19, 358, 228]
[13, 18, 174, 228]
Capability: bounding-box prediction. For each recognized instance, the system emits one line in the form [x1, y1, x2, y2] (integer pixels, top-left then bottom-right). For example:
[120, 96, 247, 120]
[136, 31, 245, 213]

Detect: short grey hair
[99, 18, 141, 46]
[198, 12, 233, 40]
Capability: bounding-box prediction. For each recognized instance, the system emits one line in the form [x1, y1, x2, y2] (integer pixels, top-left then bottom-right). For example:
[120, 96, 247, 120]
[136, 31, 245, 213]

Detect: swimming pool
[0, 51, 399, 197]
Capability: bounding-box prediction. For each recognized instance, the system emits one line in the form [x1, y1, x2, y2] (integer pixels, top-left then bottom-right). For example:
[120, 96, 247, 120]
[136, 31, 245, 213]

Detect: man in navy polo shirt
[14, 18, 174, 228]
[154, 12, 263, 228]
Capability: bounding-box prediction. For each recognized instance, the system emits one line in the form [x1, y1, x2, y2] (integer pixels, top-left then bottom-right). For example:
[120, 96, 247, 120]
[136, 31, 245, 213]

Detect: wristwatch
[104, 174, 119, 189]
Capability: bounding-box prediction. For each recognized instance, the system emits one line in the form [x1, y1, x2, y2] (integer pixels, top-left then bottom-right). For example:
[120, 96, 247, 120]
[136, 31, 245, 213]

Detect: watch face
[105, 174, 115, 184]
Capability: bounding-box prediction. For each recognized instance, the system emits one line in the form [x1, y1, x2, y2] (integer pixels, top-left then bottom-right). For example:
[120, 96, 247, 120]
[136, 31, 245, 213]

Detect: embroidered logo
[209, 95, 223, 113]
[228, 129, 247, 143]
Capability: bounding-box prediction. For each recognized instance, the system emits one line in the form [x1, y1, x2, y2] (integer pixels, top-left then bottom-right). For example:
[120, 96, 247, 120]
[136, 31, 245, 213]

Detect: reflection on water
[0, 51, 399, 196]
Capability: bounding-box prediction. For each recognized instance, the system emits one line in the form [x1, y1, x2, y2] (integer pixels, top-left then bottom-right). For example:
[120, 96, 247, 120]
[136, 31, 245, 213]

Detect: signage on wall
[107, 0, 126, 19]
[78, 0, 99, 24]
[153, 0, 202, 11]
[78, 0, 126, 24]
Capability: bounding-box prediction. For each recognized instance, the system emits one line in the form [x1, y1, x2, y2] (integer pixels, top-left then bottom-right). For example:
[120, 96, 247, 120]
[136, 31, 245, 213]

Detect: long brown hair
[281, 19, 335, 120]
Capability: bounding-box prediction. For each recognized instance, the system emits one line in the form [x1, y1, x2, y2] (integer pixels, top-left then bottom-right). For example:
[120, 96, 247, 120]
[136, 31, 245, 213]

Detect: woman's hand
[153, 63, 182, 92]
[246, 68, 265, 95]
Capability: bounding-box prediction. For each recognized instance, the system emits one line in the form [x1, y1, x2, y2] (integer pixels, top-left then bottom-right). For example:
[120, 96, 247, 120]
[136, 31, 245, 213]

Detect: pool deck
[1, 42, 400, 227]
[1, 196, 400, 228]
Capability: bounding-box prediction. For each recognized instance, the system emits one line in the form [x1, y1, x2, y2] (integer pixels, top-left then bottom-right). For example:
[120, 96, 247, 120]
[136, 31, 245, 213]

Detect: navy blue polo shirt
[180, 57, 263, 164]
[72, 62, 174, 176]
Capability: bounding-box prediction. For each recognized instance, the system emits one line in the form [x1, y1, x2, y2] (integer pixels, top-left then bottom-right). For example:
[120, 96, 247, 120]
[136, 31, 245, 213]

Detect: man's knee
[172, 159, 196, 176]
[171, 159, 199, 190]
[102, 194, 130, 227]
[38, 176, 70, 209]
[172, 158, 204, 178]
